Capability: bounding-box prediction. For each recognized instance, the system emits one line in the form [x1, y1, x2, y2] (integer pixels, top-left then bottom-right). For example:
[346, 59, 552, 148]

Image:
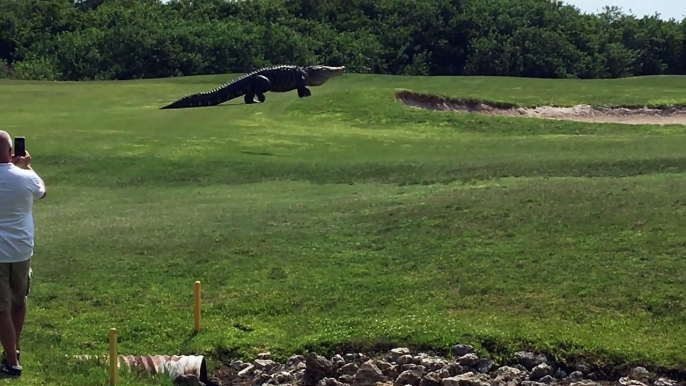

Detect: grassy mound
[1, 73, 686, 385]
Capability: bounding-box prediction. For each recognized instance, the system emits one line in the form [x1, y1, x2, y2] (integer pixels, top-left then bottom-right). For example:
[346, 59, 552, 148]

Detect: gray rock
[441, 372, 490, 386]
[553, 369, 566, 379]
[419, 372, 443, 386]
[391, 348, 412, 361]
[292, 367, 307, 383]
[398, 355, 421, 366]
[441, 378, 461, 386]
[332, 354, 346, 368]
[619, 377, 648, 386]
[319, 377, 350, 386]
[521, 382, 547, 386]
[257, 352, 272, 360]
[445, 364, 464, 377]
[512, 364, 529, 374]
[340, 363, 360, 376]
[570, 381, 601, 386]
[475, 358, 493, 374]
[252, 371, 272, 386]
[272, 371, 295, 384]
[568, 371, 584, 382]
[529, 363, 553, 381]
[422, 357, 449, 371]
[385, 367, 401, 382]
[287, 355, 305, 368]
[353, 360, 387, 386]
[539, 375, 555, 384]
[303, 353, 337, 386]
[338, 375, 355, 384]
[437, 368, 452, 378]
[375, 360, 394, 373]
[233, 360, 251, 371]
[344, 353, 368, 365]
[254, 359, 276, 372]
[586, 373, 597, 380]
[458, 354, 479, 367]
[452, 345, 475, 358]
[515, 352, 548, 371]
[655, 378, 677, 386]
[492, 366, 528, 386]
[573, 364, 591, 375]
[629, 367, 650, 381]
[395, 369, 423, 386]
[238, 364, 255, 377]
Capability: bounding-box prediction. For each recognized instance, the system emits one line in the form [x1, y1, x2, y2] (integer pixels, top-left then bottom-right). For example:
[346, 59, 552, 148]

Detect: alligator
[160, 64, 346, 109]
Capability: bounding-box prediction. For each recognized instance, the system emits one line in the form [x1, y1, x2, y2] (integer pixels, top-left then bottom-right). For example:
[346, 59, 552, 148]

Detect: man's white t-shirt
[0, 163, 46, 263]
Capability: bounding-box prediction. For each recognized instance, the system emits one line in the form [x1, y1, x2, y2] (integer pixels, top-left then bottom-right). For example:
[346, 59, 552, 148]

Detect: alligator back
[159, 65, 306, 109]
[258, 65, 308, 92]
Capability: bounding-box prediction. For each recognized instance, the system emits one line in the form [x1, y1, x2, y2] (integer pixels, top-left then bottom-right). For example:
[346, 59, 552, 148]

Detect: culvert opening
[394, 89, 686, 126]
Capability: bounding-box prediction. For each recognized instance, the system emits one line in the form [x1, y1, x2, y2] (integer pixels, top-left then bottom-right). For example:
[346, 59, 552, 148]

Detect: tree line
[1, 0, 685, 81]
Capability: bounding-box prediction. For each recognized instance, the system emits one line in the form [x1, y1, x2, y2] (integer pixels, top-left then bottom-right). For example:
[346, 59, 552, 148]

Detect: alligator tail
[160, 76, 252, 109]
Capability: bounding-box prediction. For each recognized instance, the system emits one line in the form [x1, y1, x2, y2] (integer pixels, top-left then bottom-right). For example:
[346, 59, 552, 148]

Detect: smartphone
[14, 137, 25, 157]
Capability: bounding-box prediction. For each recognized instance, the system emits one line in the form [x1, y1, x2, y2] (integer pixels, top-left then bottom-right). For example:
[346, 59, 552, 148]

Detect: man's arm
[25, 165, 46, 200]
[12, 150, 46, 199]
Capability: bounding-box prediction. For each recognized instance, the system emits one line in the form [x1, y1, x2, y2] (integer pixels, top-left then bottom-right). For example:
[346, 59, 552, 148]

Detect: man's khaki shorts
[0, 259, 31, 312]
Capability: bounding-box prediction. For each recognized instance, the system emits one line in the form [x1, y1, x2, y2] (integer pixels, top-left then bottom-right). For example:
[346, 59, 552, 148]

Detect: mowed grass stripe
[0, 74, 685, 385]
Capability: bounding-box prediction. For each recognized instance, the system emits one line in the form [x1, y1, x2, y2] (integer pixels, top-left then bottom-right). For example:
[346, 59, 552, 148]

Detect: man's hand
[11, 150, 32, 170]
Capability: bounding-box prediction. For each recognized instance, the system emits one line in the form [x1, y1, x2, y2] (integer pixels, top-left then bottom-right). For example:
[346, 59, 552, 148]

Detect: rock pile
[197, 347, 682, 386]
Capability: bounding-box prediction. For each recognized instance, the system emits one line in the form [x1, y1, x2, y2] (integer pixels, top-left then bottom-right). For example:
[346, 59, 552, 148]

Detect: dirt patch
[208, 364, 250, 386]
[394, 89, 686, 126]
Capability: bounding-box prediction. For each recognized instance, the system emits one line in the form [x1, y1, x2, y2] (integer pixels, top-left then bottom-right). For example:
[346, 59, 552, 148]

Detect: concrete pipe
[73, 354, 209, 383]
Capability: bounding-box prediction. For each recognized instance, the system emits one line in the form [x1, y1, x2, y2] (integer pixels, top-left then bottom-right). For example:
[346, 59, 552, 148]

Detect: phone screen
[14, 137, 25, 157]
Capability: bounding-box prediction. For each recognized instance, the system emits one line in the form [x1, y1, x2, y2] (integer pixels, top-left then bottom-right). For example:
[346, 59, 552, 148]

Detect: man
[0, 131, 46, 377]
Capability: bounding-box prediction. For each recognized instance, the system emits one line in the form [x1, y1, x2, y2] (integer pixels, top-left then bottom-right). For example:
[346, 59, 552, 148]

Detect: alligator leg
[244, 92, 267, 104]
[297, 86, 311, 98]
[243, 75, 271, 104]
[296, 73, 311, 98]
[244, 92, 258, 104]
[255, 75, 270, 103]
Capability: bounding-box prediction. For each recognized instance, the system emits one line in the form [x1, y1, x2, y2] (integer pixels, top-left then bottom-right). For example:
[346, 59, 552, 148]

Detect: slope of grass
[0, 73, 685, 385]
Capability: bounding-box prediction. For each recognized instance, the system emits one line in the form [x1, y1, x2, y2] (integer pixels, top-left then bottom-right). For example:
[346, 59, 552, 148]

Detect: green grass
[1, 73, 686, 385]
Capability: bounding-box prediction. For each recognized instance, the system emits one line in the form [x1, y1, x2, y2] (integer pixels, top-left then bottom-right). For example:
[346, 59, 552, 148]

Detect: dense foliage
[1, 0, 685, 81]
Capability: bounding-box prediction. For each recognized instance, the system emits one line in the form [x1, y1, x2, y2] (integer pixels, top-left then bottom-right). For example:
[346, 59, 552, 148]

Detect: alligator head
[304, 65, 346, 86]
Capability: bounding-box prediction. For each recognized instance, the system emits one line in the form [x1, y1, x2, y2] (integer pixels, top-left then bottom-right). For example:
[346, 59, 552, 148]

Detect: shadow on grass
[240, 150, 279, 156]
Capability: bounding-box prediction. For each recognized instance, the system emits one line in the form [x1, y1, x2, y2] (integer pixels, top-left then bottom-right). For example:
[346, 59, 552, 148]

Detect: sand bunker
[394, 89, 686, 126]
